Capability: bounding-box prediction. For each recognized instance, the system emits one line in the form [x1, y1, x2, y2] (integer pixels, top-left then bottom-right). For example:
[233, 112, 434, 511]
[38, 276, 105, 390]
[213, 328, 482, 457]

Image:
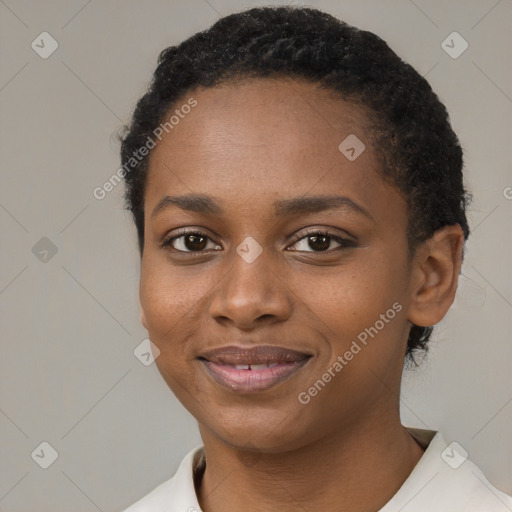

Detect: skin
[139, 77, 464, 512]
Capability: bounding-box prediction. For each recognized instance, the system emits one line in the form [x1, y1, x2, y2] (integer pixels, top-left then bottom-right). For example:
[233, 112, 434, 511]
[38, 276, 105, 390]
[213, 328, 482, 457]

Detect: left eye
[289, 232, 348, 252]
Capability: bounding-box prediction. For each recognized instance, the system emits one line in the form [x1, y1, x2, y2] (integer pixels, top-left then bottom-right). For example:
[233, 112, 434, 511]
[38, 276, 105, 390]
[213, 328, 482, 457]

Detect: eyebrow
[151, 193, 373, 221]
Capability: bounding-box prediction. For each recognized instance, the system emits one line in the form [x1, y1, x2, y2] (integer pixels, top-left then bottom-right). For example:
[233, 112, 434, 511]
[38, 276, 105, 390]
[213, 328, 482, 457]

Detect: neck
[196, 414, 425, 512]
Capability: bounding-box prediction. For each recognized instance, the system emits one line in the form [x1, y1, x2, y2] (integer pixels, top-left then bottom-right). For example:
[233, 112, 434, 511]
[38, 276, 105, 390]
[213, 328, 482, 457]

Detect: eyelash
[161, 228, 355, 254]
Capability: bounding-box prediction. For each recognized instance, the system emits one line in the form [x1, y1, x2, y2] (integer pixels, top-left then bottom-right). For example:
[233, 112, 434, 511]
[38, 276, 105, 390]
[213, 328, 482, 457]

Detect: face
[139, 78, 417, 452]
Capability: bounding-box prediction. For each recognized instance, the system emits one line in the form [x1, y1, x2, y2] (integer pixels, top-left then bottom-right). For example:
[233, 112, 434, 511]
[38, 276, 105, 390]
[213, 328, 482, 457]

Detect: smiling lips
[198, 345, 312, 392]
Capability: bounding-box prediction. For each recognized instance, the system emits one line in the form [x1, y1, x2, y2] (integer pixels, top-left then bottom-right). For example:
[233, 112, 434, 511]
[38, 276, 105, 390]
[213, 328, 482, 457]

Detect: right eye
[162, 231, 222, 253]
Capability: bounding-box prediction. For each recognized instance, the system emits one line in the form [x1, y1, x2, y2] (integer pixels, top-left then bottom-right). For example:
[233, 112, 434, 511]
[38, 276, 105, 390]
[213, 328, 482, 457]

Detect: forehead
[144, 77, 398, 218]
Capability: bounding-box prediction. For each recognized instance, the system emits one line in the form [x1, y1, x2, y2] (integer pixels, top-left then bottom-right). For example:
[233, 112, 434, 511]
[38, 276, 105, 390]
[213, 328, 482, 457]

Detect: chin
[198, 407, 315, 453]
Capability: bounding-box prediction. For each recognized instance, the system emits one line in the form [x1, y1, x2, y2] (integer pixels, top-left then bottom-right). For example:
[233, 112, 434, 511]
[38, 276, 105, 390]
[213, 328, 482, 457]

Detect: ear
[407, 225, 464, 327]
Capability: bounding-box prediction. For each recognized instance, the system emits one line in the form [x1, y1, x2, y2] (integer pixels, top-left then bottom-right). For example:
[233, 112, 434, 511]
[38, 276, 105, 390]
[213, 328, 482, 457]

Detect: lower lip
[200, 359, 310, 393]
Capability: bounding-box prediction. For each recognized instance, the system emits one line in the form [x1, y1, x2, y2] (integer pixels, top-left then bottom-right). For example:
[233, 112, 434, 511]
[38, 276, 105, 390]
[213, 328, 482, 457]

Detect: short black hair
[120, 5, 470, 362]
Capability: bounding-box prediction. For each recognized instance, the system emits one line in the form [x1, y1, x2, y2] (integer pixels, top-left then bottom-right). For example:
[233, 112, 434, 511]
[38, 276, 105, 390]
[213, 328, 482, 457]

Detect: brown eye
[289, 231, 354, 253]
[307, 234, 332, 252]
[183, 234, 208, 251]
[163, 232, 221, 252]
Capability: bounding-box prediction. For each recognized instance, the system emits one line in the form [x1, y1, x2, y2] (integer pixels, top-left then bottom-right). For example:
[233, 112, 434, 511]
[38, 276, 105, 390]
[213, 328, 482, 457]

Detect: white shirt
[122, 427, 512, 511]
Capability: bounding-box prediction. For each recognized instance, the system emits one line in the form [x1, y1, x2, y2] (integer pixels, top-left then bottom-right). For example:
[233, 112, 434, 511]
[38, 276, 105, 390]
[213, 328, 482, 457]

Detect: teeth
[250, 364, 268, 370]
[231, 362, 281, 370]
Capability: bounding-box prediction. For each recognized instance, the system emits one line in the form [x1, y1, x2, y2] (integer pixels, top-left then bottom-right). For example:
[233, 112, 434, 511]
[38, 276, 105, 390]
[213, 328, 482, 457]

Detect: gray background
[1, 0, 511, 510]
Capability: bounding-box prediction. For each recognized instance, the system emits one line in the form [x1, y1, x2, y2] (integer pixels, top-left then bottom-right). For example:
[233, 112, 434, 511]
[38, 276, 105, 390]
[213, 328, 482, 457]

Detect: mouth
[198, 345, 313, 393]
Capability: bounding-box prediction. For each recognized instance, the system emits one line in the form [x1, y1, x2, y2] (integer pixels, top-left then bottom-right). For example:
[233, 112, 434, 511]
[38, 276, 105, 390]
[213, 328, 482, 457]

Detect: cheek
[139, 257, 196, 352]
[317, 249, 409, 361]
[139, 260, 206, 402]
[138, 253, 225, 362]
[140, 250, 196, 321]
[323, 252, 405, 316]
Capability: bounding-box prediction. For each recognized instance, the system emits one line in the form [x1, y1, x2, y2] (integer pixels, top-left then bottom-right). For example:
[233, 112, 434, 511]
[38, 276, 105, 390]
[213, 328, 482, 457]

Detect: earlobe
[407, 225, 464, 328]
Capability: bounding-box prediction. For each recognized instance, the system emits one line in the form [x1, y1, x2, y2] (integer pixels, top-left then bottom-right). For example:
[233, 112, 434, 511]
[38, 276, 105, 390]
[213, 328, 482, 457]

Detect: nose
[208, 245, 292, 329]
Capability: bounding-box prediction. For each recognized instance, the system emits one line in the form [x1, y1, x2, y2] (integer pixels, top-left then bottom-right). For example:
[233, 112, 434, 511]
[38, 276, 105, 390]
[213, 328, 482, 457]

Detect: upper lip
[198, 345, 312, 365]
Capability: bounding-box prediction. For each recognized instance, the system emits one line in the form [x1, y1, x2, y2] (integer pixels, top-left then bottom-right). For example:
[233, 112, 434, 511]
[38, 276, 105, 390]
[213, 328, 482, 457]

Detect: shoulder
[380, 428, 512, 512]
[121, 445, 204, 512]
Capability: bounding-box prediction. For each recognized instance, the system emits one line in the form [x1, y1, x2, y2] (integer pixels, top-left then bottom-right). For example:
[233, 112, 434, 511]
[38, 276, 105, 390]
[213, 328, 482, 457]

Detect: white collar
[123, 427, 512, 511]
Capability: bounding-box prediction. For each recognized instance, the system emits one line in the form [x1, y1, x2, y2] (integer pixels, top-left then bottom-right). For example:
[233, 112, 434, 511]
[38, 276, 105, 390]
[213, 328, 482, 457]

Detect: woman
[120, 6, 512, 511]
